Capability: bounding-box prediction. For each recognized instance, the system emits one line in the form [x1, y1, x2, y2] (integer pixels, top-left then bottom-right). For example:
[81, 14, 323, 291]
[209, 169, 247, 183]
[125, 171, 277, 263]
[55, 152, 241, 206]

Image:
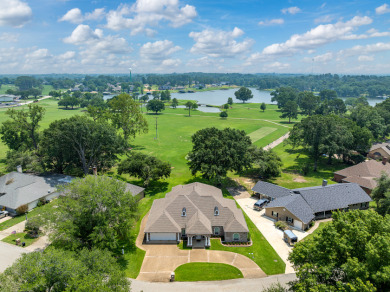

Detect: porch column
[188, 236, 192, 246]
[146, 233, 149, 242]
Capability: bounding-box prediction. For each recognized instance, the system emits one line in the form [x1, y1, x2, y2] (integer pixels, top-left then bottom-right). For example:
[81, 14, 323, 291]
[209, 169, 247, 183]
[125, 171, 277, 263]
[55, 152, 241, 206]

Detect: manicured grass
[210, 212, 286, 275]
[248, 127, 277, 143]
[174, 263, 243, 281]
[269, 143, 348, 189]
[2, 232, 39, 247]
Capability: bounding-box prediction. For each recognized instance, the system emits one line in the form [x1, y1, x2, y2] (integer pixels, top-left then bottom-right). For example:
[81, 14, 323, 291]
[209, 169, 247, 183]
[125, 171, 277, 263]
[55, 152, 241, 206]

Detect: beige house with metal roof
[144, 182, 249, 247]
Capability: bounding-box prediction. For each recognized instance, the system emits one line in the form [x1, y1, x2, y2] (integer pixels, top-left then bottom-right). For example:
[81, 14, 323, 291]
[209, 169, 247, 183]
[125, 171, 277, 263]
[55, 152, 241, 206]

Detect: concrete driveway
[235, 197, 308, 273]
[136, 213, 266, 282]
[0, 241, 28, 272]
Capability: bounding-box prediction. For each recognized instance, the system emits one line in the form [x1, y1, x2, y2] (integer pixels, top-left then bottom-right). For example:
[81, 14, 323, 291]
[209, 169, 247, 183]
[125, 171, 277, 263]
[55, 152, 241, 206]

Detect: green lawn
[174, 263, 243, 281]
[0, 204, 50, 231]
[248, 127, 277, 143]
[209, 212, 286, 275]
[2, 232, 39, 247]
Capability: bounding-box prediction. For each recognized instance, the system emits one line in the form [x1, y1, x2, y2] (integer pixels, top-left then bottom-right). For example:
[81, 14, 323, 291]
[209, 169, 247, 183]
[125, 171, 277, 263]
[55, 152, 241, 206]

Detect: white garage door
[294, 219, 302, 230]
[150, 233, 177, 241]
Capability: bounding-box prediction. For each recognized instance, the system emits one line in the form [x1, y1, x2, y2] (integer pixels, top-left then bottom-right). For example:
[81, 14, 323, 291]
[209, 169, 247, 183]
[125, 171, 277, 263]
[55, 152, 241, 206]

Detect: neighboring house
[0, 171, 145, 214]
[124, 182, 145, 200]
[158, 85, 171, 90]
[0, 171, 73, 214]
[252, 181, 372, 231]
[144, 182, 249, 247]
[368, 142, 390, 159]
[334, 159, 390, 194]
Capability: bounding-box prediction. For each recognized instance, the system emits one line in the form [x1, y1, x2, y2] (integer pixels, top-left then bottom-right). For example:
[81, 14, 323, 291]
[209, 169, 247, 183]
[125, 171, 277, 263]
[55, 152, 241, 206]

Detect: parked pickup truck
[253, 199, 269, 211]
[0, 210, 9, 219]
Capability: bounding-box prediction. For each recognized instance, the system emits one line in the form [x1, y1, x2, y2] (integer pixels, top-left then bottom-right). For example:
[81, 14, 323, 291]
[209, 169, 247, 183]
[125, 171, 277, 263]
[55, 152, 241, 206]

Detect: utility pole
[154, 117, 158, 140]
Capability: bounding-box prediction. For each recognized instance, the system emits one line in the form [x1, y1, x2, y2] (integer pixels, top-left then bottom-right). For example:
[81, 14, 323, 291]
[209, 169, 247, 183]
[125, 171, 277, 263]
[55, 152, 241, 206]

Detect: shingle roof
[0, 172, 73, 210]
[124, 183, 145, 196]
[265, 182, 372, 224]
[252, 180, 291, 199]
[144, 182, 249, 234]
[295, 183, 372, 213]
[266, 193, 315, 224]
[334, 160, 390, 190]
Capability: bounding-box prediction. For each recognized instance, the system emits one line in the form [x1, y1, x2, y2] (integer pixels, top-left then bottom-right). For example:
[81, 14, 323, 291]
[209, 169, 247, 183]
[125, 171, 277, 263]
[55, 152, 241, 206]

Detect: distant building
[368, 142, 390, 159]
[159, 85, 171, 90]
[0, 95, 16, 102]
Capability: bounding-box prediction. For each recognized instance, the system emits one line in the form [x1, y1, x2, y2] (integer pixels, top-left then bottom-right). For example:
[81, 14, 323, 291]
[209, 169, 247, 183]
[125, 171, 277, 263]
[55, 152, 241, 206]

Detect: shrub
[219, 111, 228, 118]
[37, 198, 45, 207]
[275, 221, 288, 230]
[25, 219, 40, 237]
[16, 204, 28, 215]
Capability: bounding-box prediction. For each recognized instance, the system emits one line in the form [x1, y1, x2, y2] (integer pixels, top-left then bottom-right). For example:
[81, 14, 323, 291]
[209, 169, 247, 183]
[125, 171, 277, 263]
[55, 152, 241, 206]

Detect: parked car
[0, 210, 9, 219]
[253, 199, 269, 211]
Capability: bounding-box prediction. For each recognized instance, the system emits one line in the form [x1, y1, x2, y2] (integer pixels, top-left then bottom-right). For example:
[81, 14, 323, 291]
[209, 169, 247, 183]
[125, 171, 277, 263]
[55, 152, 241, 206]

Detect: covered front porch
[187, 234, 211, 248]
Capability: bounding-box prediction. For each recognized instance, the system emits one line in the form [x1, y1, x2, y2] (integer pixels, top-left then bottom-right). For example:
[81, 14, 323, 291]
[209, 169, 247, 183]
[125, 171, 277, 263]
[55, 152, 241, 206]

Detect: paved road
[0, 241, 28, 272]
[131, 273, 297, 292]
[19, 96, 52, 105]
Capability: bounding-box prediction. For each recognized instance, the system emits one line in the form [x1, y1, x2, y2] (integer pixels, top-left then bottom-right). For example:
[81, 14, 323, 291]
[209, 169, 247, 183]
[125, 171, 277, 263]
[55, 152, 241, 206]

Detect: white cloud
[376, 4, 390, 15]
[58, 51, 76, 60]
[262, 16, 373, 56]
[60, 8, 105, 24]
[140, 40, 181, 60]
[281, 6, 301, 15]
[303, 52, 334, 63]
[0, 32, 19, 42]
[339, 42, 390, 56]
[258, 18, 284, 26]
[314, 15, 334, 24]
[263, 62, 290, 72]
[358, 55, 374, 61]
[189, 27, 254, 58]
[105, 0, 197, 35]
[0, 0, 32, 28]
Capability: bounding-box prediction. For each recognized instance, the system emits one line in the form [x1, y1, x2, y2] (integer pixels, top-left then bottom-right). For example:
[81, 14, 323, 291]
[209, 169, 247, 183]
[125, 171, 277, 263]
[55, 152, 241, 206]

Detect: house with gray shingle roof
[144, 182, 249, 247]
[252, 180, 372, 230]
[0, 172, 73, 213]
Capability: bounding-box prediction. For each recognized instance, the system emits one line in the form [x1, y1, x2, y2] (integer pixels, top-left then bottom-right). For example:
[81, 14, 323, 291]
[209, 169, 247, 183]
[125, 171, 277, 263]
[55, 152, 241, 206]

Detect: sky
[0, 0, 390, 74]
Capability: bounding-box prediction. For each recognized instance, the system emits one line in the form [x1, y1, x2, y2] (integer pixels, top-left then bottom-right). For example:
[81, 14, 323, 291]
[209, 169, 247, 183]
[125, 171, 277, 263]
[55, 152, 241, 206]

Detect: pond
[176, 105, 220, 113]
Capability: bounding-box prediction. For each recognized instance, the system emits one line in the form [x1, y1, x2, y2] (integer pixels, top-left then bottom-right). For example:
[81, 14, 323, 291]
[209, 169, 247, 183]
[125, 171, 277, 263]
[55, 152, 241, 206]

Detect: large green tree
[289, 210, 390, 292]
[0, 248, 130, 292]
[14, 76, 39, 91]
[40, 116, 125, 175]
[271, 87, 299, 109]
[280, 100, 298, 123]
[234, 87, 253, 103]
[250, 147, 283, 178]
[118, 152, 171, 187]
[108, 93, 148, 141]
[319, 89, 337, 101]
[185, 101, 198, 117]
[0, 104, 45, 151]
[41, 175, 138, 251]
[187, 127, 252, 183]
[372, 172, 390, 216]
[146, 99, 165, 114]
[299, 91, 320, 116]
[350, 104, 387, 139]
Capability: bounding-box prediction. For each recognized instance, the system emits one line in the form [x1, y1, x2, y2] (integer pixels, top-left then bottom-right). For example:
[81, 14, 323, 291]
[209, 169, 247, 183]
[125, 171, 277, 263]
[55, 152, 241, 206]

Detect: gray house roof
[264, 182, 372, 224]
[145, 182, 249, 234]
[124, 183, 145, 197]
[252, 181, 291, 199]
[266, 193, 315, 224]
[0, 172, 73, 210]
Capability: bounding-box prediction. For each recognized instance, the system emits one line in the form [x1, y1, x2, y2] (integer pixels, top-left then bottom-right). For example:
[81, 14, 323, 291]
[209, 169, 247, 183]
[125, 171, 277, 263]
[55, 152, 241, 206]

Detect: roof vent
[322, 180, 328, 187]
[16, 165, 22, 173]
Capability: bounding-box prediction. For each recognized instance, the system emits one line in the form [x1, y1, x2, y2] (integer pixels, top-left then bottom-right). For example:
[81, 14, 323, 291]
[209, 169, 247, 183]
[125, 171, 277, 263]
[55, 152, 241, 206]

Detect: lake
[104, 88, 384, 106]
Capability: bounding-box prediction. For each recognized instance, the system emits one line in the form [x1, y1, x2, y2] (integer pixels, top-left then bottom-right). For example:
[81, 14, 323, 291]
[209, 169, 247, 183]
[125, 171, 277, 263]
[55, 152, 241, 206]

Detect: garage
[294, 219, 302, 230]
[149, 233, 177, 241]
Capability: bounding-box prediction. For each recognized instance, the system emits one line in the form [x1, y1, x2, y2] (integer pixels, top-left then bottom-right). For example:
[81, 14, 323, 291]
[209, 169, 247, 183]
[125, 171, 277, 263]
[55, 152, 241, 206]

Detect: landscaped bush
[275, 221, 288, 230]
[219, 111, 228, 118]
[36, 198, 46, 207]
[24, 219, 40, 237]
[16, 204, 28, 215]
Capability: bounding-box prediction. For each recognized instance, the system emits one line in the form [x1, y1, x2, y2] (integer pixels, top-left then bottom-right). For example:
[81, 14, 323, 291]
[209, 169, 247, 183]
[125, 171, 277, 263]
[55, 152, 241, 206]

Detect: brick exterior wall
[224, 232, 248, 242]
[265, 207, 309, 230]
[334, 173, 346, 183]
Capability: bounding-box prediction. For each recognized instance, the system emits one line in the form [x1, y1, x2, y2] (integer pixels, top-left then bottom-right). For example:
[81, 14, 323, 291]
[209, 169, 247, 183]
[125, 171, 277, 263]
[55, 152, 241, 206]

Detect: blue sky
[0, 0, 390, 74]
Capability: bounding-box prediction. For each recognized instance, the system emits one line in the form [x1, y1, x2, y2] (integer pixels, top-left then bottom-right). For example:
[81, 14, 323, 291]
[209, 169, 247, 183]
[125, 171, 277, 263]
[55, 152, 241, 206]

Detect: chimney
[92, 166, 97, 176]
[16, 165, 22, 173]
[383, 157, 387, 165]
[322, 179, 328, 187]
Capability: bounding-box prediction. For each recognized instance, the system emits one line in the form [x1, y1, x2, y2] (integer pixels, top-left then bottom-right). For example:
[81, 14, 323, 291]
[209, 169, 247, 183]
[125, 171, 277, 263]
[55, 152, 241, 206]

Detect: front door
[196, 235, 202, 240]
